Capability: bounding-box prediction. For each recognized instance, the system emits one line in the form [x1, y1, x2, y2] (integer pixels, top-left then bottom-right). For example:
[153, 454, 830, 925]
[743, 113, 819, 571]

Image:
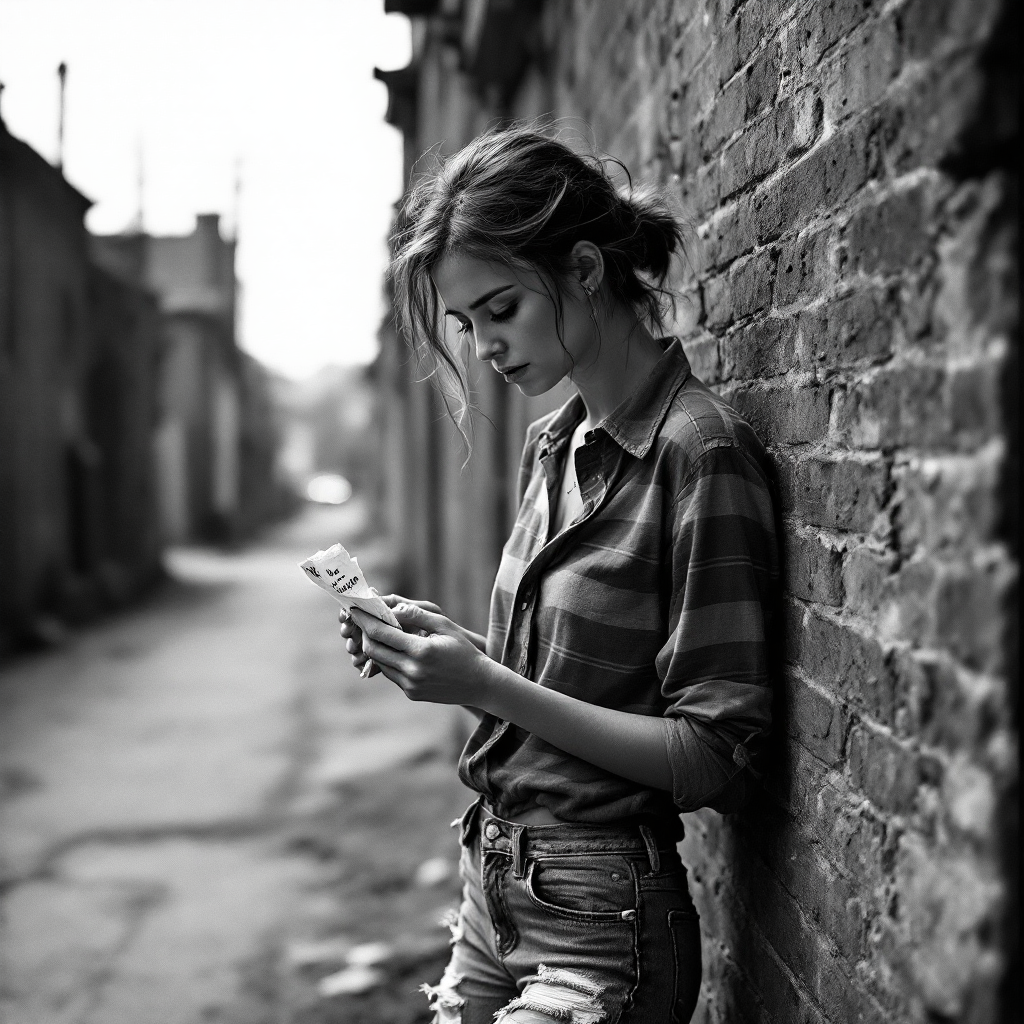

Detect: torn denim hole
[439, 906, 463, 945]
[495, 963, 606, 1023]
[421, 964, 465, 1024]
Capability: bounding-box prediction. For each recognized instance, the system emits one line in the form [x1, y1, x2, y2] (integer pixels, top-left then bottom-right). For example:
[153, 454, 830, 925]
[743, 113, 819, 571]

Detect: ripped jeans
[423, 800, 701, 1023]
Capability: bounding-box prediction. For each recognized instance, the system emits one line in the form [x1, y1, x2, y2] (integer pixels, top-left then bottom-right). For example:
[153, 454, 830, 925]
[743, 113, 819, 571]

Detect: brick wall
[379, 1, 1018, 1019]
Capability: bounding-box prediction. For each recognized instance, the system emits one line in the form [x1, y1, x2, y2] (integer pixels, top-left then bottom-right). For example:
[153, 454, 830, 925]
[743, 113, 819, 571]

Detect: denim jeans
[423, 799, 701, 1023]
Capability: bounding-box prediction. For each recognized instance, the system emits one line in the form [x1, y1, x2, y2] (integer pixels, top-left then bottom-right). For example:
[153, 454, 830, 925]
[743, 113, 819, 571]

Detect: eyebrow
[444, 284, 514, 317]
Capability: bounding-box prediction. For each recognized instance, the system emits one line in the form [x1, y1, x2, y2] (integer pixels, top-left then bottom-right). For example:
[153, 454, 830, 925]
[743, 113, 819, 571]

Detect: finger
[381, 594, 443, 615]
[392, 604, 450, 635]
[349, 609, 422, 654]
[339, 620, 360, 639]
[360, 633, 420, 676]
[345, 637, 365, 657]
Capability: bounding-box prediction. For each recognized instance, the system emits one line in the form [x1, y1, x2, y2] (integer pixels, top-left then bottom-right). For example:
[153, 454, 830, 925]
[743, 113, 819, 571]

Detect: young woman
[340, 126, 778, 1024]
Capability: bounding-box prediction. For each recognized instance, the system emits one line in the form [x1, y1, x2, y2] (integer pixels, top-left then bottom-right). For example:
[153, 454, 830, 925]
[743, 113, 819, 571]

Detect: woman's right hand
[339, 594, 455, 677]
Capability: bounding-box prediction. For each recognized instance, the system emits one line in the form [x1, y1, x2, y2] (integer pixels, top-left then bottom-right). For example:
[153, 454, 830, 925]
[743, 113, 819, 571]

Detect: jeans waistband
[452, 797, 675, 875]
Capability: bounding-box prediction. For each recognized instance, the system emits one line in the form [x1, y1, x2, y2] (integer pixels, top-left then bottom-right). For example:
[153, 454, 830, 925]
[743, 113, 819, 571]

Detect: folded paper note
[299, 543, 401, 627]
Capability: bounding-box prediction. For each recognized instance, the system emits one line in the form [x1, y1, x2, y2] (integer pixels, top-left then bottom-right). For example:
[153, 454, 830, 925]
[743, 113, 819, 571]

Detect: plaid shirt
[459, 339, 779, 827]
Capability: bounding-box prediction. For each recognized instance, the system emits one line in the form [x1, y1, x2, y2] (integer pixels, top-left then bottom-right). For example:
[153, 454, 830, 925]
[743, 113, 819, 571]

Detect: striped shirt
[458, 339, 779, 828]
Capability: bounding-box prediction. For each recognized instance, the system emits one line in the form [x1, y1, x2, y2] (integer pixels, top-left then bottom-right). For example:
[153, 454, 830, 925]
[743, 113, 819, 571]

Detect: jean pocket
[668, 908, 701, 1023]
[525, 856, 636, 923]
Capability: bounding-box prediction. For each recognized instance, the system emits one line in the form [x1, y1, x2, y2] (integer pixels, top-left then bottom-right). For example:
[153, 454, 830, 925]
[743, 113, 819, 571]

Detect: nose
[474, 328, 504, 363]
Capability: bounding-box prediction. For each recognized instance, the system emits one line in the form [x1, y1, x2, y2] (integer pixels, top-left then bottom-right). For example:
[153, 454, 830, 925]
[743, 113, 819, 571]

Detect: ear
[570, 241, 605, 296]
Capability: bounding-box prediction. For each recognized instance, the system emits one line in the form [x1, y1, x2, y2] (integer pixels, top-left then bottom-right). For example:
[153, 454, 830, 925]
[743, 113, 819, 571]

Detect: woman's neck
[571, 304, 665, 429]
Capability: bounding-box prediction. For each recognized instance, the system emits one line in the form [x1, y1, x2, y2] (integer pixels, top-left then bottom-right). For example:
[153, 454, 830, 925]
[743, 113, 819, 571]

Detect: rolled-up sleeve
[657, 443, 779, 813]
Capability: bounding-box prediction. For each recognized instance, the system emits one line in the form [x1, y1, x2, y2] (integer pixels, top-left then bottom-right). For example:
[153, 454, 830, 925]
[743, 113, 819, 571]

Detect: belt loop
[639, 824, 661, 874]
[511, 824, 528, 879]
[454, 795, 483, 847]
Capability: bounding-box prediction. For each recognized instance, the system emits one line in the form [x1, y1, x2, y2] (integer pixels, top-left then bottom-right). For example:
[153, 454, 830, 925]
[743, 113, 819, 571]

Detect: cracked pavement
[0, 500, 469, 1023]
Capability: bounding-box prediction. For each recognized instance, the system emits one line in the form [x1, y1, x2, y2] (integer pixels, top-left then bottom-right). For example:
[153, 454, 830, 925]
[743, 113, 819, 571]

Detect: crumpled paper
[299, 545, 401, 677]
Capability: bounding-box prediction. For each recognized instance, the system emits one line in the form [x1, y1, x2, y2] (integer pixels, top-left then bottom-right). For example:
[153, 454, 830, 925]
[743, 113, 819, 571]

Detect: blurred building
[375, 1, 1018, 1021]
[0, 112, 163, 642]
[274, 364, 379, 501]
[372, 0, 554, 633]
[92, 214, 284, 544]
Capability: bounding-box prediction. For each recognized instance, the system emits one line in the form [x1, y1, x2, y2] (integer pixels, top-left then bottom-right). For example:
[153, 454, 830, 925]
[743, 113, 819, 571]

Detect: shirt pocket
[525, 854, 637, 923]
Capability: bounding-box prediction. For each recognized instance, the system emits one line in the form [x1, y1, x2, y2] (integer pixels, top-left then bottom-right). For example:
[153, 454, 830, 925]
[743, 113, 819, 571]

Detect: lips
[497, 363, 528, 381]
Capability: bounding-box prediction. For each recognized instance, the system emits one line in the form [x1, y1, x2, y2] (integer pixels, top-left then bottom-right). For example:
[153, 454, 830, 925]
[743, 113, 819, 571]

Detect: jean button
[484, 822, 500, 841]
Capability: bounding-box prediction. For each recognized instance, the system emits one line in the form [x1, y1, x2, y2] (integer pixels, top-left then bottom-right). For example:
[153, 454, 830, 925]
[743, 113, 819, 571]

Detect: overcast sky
[0, 0, 410, 379]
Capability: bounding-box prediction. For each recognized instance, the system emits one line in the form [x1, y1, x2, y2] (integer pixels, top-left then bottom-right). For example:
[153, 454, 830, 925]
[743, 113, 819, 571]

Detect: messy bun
[389, 123, 692, 439]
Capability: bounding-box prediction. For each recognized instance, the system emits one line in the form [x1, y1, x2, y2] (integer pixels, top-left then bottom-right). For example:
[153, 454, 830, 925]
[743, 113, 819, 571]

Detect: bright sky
[0, 0, 410, 378]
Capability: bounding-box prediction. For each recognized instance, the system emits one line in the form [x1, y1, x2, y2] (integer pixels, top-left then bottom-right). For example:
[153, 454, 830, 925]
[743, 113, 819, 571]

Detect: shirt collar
[537, 338, 692, 460]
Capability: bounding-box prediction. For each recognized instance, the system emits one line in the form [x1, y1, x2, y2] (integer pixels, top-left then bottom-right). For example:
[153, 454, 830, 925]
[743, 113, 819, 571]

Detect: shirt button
[484, 823, 500, 841]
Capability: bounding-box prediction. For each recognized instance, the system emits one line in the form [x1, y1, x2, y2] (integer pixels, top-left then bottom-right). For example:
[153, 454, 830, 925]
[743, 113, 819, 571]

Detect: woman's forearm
[478, 659, 673, 791]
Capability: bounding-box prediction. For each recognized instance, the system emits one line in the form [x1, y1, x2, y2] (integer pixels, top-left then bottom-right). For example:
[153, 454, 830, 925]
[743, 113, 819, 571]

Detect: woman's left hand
[348, 604, 491, 706]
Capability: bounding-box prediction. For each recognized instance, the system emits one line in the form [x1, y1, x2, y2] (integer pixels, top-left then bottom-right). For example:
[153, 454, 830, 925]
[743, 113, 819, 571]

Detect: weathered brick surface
[381, 0, 1018, 1019]
[539, 0, 1017, 1020]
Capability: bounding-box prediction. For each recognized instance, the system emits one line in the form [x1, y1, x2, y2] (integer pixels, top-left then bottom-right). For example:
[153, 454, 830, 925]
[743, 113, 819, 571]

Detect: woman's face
[431, 254, 595, 397]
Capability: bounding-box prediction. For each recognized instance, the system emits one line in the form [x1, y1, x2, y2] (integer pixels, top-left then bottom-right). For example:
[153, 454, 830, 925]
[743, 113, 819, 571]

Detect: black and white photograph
[0, 1, 1017, 1022]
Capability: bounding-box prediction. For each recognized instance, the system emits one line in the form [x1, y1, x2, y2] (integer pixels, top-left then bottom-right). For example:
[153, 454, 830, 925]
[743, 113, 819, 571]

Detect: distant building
[92, 214, 282, 544]
[0, 112, 162, 641]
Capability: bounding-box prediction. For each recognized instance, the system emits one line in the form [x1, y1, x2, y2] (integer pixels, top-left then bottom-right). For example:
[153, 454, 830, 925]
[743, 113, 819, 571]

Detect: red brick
[699, 74, 747, 159]
[703, 271, 732, 329]
[817, 786, 897, 889]
[842, 544, 898, 618]
[791, 608, 897, 726]
[788, 0, 885, 73]
[848, 722, 923, 813]
[876, 51, 990, 175]
[764, 727, 833, 819]
[819, 16, 901, 127]
[895, 0, 1003, 62]
[762, 116, 877, 237]
[892, 445, 1004, 556]
[745, 40, 781, 118]
[725, 382, 831, 444]
[681, 331, 722, 384]
[949, 358, 1005, 444]
[790, 86, 825, 154]
[784, 529, 846, 606]
[720, 101, 795, 199]
[779, 453, 891, 533]
[830, 364, 948, 450]
[739, 926, 832, 1024]
[720, 316, 797, 380]
[737, 0, 794, 63]
[705, 246, 778, 328]
[845, 183, 932, 276]
[796, 288, 897, 370]
[782, 669, 848, 764]
[702, 196, 756, 269]
[934, 558, 1016, 675]
[773, 227, 834, 308]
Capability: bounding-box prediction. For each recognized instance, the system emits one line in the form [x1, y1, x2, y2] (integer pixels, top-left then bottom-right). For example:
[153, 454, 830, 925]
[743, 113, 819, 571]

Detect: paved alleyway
[0, 501, 471, 1024]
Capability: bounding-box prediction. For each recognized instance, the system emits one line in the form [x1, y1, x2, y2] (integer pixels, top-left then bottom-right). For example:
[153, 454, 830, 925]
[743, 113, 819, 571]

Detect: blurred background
[0, 1, 1017, 1023]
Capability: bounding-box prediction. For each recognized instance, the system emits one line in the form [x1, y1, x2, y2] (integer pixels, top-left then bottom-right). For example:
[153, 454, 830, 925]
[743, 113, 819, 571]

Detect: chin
[516, 371, 565, 397]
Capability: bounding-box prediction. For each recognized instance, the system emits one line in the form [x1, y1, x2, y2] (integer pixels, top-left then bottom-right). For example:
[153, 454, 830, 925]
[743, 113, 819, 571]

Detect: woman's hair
[388, 123, 691, 437]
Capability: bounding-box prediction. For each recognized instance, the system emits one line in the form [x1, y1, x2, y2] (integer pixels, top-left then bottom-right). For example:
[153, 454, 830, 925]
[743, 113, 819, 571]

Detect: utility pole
[232, 158, 242, 242]
[134, 139, 145, 234]
[57, 62, 67, 169]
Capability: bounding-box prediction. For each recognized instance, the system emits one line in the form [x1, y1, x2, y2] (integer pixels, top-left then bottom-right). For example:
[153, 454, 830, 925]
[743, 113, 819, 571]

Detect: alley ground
[0, 500, 474, 1024]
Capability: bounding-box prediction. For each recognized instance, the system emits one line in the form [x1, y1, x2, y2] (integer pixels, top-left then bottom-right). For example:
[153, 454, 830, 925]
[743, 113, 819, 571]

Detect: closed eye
[490, 301, 518, 324]
[454, 318, 473, 336]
